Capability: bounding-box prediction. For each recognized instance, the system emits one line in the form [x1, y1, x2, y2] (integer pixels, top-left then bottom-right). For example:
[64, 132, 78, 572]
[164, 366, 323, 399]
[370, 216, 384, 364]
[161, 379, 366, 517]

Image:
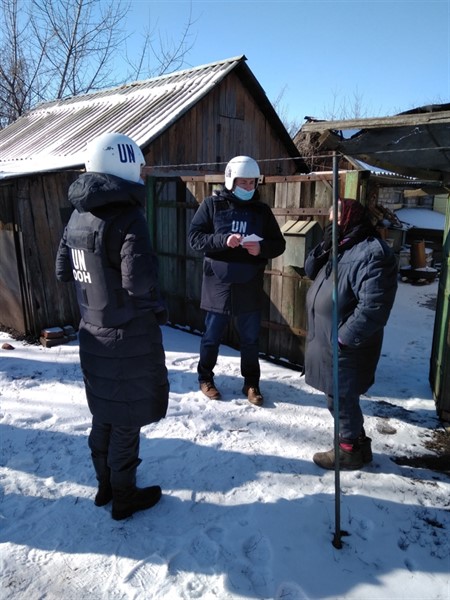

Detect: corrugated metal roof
[0, 56, 244, 179]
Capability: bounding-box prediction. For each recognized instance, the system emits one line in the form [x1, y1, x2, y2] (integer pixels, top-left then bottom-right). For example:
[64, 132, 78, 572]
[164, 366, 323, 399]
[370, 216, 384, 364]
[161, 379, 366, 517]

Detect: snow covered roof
[0, 56, 254, 179]
[395, 208, 446, 231]
[348, 157, 417, 179]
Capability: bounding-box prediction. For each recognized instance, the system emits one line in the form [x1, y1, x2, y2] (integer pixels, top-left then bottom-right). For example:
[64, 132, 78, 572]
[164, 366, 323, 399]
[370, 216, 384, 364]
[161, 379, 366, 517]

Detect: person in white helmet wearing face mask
[189, 156, 285, 406]
[55, 132, 169, 520]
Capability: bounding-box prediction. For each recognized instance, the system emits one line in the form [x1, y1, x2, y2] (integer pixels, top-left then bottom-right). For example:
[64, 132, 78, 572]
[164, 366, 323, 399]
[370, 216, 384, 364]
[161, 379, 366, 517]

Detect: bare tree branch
[0, 0, 197, 127]
[272, 85, 302, 138]
[30, 0, 130, 98]
[124, 1, 197, 80]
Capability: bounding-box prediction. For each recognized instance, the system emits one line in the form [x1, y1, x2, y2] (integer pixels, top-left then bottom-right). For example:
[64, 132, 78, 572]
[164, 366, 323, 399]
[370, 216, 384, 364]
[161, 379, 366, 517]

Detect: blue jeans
[198, 311, 261, 387]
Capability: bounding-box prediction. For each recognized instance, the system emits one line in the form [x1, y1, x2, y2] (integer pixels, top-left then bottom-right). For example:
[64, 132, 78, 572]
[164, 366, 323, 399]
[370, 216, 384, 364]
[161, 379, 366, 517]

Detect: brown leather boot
[200, 380, 222, 400]
[313, 445, 364, 470]
[242, 385, 264, 406]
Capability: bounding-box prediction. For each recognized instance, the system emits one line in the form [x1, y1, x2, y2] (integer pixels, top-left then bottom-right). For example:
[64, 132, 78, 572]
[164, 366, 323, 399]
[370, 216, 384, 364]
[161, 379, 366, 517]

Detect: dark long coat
[304, 236, 398, 397]
[188, 187, 286, 315]
[55, 173, 169, 427]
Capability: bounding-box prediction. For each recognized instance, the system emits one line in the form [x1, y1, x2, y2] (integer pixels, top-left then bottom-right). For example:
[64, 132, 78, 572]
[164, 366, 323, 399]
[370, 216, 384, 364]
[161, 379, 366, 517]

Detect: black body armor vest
[65, 209, 137, 327]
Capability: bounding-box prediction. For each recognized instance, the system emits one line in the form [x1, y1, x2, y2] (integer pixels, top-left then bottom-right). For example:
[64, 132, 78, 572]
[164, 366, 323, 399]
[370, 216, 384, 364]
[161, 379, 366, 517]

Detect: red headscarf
[338, 199, 368, 237]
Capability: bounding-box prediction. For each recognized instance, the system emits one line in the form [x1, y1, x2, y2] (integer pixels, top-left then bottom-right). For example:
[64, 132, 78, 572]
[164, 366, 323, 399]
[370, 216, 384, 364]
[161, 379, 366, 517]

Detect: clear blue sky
[126, 0, 450, 125]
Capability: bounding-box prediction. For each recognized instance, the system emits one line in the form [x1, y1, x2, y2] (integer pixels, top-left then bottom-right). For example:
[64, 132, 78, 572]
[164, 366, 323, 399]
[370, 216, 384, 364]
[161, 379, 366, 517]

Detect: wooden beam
[261, 320, 307, 337]
[271, 207, 329, 216]
[300, 111, 450, 133]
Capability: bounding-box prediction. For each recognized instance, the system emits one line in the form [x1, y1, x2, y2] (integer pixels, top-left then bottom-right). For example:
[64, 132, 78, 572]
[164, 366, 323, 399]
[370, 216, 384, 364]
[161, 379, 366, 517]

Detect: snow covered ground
[0, 278, 449, 600]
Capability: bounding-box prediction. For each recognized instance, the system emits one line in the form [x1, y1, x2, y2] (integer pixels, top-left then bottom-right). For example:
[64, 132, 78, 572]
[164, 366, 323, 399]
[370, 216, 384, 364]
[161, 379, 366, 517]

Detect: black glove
[322, 223, 333, 252]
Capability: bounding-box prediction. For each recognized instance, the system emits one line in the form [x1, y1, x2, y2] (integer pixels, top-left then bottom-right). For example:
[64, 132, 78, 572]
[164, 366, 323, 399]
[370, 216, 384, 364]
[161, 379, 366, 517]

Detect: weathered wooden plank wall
[0, 182, 26, 332]
[0, 171, 80, 336]
[143, 72, 301, 176]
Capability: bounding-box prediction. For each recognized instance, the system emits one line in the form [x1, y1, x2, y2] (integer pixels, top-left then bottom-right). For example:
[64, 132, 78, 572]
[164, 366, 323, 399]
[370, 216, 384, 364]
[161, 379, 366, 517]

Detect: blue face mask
[233, 186, 255, 201]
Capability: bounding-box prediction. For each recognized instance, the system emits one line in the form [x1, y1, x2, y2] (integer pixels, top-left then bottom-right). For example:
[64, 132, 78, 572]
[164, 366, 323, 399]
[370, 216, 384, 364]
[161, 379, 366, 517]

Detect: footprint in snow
[243, 532, 272, 565]
[275, 581, 312, 600]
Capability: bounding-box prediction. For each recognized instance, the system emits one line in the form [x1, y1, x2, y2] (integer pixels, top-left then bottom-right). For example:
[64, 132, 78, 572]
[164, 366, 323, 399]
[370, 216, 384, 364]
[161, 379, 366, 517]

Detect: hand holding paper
[240, 234, 263, 245]
[241, 234, 263, 256]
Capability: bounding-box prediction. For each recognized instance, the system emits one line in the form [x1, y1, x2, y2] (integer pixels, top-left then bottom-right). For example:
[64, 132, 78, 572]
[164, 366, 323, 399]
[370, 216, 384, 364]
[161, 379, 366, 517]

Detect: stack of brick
[377, 187, 403, 209]
[40, 326, 77, 348]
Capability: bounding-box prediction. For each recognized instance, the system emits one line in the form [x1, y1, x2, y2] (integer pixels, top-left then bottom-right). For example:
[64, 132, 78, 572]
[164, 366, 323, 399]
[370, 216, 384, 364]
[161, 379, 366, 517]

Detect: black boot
[111, 485, 162, 521]
[358, 435, 373, 464]
[91, 456, 112, 506]
[94, 479, 113, 507]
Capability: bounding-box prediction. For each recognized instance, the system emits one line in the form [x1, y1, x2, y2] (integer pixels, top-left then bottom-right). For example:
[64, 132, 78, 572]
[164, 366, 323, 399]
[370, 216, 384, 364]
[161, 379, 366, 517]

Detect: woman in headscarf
[304, 198, 398, 470]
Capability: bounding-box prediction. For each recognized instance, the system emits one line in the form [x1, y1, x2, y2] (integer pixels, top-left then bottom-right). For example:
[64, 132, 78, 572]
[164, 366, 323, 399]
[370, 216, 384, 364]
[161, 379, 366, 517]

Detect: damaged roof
[299, 104, 450, 183]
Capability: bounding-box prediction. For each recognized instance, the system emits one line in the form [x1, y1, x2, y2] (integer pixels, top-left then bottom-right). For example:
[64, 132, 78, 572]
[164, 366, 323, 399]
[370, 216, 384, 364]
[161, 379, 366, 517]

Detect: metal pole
[331, 152, 342, 549]
[146, 175, 155, 246]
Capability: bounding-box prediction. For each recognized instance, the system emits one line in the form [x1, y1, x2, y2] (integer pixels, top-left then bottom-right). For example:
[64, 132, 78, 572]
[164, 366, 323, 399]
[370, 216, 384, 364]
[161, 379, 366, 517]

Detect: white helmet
[85, 132, 145, 183]
[224, 156, 260, 191]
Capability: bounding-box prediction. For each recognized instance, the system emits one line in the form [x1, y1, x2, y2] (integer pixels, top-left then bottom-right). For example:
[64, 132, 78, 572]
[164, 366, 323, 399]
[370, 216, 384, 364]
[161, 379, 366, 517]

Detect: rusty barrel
[410, 240, 426, 269]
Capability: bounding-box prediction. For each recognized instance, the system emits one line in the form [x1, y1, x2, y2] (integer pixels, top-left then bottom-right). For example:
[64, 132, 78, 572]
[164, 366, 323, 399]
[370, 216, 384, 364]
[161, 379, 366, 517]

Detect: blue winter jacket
[304, 235, 398, 396]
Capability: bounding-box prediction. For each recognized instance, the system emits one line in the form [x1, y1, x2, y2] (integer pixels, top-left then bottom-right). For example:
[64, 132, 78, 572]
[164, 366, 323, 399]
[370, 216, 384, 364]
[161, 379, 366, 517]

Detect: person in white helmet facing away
[55, 132, 169, 520]
[188, 155, 285, 406]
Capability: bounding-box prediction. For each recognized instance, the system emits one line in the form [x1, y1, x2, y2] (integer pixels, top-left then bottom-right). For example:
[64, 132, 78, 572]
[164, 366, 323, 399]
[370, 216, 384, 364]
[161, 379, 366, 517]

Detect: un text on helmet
[118, 143, 136, 164]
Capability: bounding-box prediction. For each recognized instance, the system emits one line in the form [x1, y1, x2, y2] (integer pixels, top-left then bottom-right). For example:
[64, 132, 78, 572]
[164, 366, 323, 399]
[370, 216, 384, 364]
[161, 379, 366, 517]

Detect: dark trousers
[88, 417, 141, 488]
[326, 393, 364, 443]
[198, 310, 261, 386]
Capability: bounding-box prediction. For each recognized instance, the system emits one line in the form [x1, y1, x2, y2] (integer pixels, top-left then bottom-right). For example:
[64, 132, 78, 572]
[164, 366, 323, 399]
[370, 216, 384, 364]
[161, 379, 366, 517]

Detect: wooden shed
[0, 56, 308, 352]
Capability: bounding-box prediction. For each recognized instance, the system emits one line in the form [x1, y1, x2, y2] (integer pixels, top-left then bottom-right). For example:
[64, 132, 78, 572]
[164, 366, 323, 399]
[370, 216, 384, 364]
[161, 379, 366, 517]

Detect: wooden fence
[0, 170, 343, 369]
